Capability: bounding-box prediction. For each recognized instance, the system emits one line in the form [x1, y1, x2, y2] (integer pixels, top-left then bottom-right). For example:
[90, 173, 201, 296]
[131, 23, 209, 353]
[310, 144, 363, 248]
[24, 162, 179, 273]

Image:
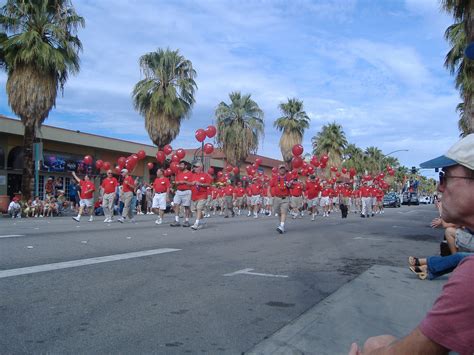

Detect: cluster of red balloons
[386, 165, 396, 176]
[84, 149, 147, 174]
[195, 125, 216, 143]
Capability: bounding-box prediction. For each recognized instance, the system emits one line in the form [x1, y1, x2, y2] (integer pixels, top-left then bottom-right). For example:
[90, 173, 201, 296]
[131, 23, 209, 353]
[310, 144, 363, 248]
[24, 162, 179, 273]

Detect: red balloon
[195, 128, 206, 142]
[207, 167, 215, 175]
[147, 162, 154, 170]
[341, 167, 347, 174]
[272, 167, 278, 174]
[255, 158, 262, 166]
[307, 166, 315, 174]
[336, 172, 341, 177]
[292, 156, 303, 169]
[83, 155, 93, 165]
[95, 160, 104, 170]
[114, 165, 121, 174]
[137, 150, 146, 160]
[217, 171, 224, 178]
[330, 166, 338, 172]
[310, 156, 319, 167]
[163, 144, 173, 155]
[171, 154, 180, 163]
[203, 143, 214, 155]
[389, 170, 395, 176]
[205, 125, 217, 138]
[321, 155, 329, 163]
[225, 165, 233, 173]
[349, 167, 356, 177]
[170, 161, 179, 173]
[117, 156, 126, 167]
[176, 148, 186, 160]
[233, 167, 240, 175]
[103, 161, 111, 171]
[131, 154, 139, 162]
[156, 151, 166, 163]
[164, 168, 172, 177]
[246, 165, 253, 174]
[125, 159, 136, 170]
[320, 162, 327, 169]
[292, 144, 304, 156]
[291, 169, 299, 178]
[242, 175, 248, 181]
[379, 172, 385, 179]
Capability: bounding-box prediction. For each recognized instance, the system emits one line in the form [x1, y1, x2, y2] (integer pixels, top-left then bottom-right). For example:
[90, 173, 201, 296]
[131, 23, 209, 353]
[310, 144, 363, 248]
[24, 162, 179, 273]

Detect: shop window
[0, 146, 5, 168]
[7, 146, 23, 170]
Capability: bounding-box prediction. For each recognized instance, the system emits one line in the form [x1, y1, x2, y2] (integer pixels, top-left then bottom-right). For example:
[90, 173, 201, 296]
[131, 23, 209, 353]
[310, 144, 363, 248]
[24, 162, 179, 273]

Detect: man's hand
[431, 217, 443, 228]
[348, 343, 361, 355]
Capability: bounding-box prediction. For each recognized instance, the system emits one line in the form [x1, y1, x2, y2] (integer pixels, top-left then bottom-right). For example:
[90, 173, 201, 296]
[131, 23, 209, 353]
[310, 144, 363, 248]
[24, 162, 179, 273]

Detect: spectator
[408, 253, 472, 280]
[54, 177, 63, 197]
[68, 179, 79, 211]
[32, 196, 43, 217]
[23, 199, 34, 218]
[349, 133, 474, 355]
[145, 186, 153, 214]
[8, 197, 21, 218]
[45, 177, 54, 198]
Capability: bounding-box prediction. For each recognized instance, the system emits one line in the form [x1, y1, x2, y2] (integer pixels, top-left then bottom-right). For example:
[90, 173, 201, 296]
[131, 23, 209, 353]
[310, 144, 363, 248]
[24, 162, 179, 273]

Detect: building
[0, 115, 282, 200]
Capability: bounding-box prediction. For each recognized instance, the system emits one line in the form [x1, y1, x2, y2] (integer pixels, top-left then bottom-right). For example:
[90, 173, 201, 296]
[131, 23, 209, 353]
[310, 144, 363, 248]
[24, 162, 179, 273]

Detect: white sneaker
[40, 215, 44, 218]
[89, 217, 94, 222]
[130, 218, 136, 224]
[72, 216, 80, 222]
[253, 214, 258, 219]
[276, 225, 285, 234]
[247, 211, 252, 217]
[311, 214, 315, 221]
[117, 217, 124, 223]
[155, 218, 162, 225]
[103, 218, 110, 223]
[190, 223, 201, 230]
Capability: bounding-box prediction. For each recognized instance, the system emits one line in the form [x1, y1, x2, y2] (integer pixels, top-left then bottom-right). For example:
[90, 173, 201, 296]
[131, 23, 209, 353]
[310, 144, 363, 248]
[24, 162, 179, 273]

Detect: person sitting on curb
[8, 197, 21, 218]
[349, 133, 474, 355]
[408, 252, 472, 280]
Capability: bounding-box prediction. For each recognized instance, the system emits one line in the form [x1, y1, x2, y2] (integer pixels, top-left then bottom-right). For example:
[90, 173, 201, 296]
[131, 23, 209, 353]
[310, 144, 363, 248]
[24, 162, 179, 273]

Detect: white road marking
[397, 210, 418, 214]
[224, 268, 288, 278]
[0, 235, 25, 239]
[0, 248, 181, 279]
[353, 237, 383, 241]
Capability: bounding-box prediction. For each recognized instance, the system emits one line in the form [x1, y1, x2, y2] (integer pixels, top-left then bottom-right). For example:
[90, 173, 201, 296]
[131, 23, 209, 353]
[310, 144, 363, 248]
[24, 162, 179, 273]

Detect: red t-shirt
[175, 171, 193, 191]
[80, 180, 95, 199]
[290, 182, 303, 197]
[224, 186, 234, 196]
[235, 187, 245, 197]
[270, 174, 291, 197]
[101, 177, 119, 194]
[321, 188, 332, 197]
[305, 181, 319, 200]
[191, 173, 212, 201]
[360, 186, 371, 197]
[217, 188, 225, 198]
[122, 175, 135, 193]
[153, 177, 170, 193]
[419, 256, 474, 354]
[249, 183, 261, 196]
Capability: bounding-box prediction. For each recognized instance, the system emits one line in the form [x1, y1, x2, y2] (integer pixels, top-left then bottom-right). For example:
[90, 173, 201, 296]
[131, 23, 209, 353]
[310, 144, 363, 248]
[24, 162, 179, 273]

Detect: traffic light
[411, 166, 417, 174]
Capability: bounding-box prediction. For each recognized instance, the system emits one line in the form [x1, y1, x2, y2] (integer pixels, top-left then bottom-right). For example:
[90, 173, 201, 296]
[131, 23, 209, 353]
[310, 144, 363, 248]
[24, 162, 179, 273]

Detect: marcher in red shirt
[190, 162, 212, 230]
[152, 168, 170, 225]
[118, 168, 136, 223]
[234, 183, 246, 216]
[289, 178, 304, 219]
[223, 183, 235, 218]
[248, 178, 262, 218]
[71, 171, 96, 222]
[269, 164, 292, 233]
[100, 169, 119, 223]
[171, 160, 194, 227]
[305, 175, 320, 221]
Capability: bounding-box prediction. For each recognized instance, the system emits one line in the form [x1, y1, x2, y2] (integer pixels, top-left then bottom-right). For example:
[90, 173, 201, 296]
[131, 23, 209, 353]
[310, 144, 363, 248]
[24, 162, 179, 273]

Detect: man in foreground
[349, 133, 474, 355]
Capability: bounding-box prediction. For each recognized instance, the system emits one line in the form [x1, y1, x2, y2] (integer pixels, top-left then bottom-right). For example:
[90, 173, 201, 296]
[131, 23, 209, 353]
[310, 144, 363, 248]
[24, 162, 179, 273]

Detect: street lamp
[380, 149, 409, 172]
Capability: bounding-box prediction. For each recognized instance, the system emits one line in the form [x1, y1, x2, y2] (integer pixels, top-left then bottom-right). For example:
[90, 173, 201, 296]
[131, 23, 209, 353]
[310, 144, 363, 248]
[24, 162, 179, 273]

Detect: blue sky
[0, 0, 462, 178]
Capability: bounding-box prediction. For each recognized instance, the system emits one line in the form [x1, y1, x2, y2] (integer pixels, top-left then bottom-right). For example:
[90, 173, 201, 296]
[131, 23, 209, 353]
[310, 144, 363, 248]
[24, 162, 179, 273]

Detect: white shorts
[250, 195, 261, 206]
[79, 198, 93, 208]
[152, 192, 167, 210]
[307, 197, 319, 207]
[320, 196, 330, 207]
[264, 196, 273, 205]
[173, 190, 192, 207]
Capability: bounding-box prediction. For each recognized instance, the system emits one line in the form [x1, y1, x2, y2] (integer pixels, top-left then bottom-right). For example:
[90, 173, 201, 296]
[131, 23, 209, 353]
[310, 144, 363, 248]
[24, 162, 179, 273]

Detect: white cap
[420, 134, 474, 170]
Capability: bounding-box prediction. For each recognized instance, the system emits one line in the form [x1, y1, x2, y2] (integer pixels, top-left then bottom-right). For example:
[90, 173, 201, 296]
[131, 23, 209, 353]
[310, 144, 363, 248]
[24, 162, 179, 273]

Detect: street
[0, 205, 441, 354]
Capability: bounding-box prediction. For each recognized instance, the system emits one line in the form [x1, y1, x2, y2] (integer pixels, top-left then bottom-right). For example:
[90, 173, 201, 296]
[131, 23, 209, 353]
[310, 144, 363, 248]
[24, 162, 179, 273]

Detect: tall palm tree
[132, 48, 197, 149]
[364, 146, 384, 174]
[215, 91, 264, 166]
[0, 0, 84, 200]
[442, 1, 474, 134]
[343, 143, 365, 173]
[274, 98, 310, 164]
[311, 122, 347, 167]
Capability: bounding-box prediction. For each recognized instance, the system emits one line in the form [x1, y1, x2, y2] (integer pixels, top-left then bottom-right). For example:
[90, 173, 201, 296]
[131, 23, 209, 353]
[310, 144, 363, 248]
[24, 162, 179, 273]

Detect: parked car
[402, 192, 419, 205]
[383, 192, 401, 208]
[419, 196, 431, 204]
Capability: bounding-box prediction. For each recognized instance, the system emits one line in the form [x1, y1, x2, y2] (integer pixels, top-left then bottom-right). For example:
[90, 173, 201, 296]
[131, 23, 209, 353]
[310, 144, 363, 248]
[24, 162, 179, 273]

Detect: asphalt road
[0, 205, 442, 354]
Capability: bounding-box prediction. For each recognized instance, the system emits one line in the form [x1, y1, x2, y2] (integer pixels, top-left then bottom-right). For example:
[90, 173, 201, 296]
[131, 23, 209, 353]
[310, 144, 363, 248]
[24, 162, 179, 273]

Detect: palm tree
[441, 1, 474, 134]
[132, 48, 197, 148]
[215, 91, 264, 166]
[343, 143, 365, 173]
[311, 122, 347, 167]
[364, 146, 384, 174]
[0, 0, 84, 200]
[274, 98, 310, 164]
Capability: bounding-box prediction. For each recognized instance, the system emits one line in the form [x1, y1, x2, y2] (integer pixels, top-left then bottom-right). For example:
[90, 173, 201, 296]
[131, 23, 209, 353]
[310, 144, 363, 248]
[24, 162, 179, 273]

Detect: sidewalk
[247, 265, 446, 355]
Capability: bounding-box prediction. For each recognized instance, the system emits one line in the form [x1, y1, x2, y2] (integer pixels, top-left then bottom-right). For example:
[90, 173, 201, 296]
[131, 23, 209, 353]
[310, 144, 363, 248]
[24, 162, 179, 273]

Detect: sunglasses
[439, 171, 474, 185]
